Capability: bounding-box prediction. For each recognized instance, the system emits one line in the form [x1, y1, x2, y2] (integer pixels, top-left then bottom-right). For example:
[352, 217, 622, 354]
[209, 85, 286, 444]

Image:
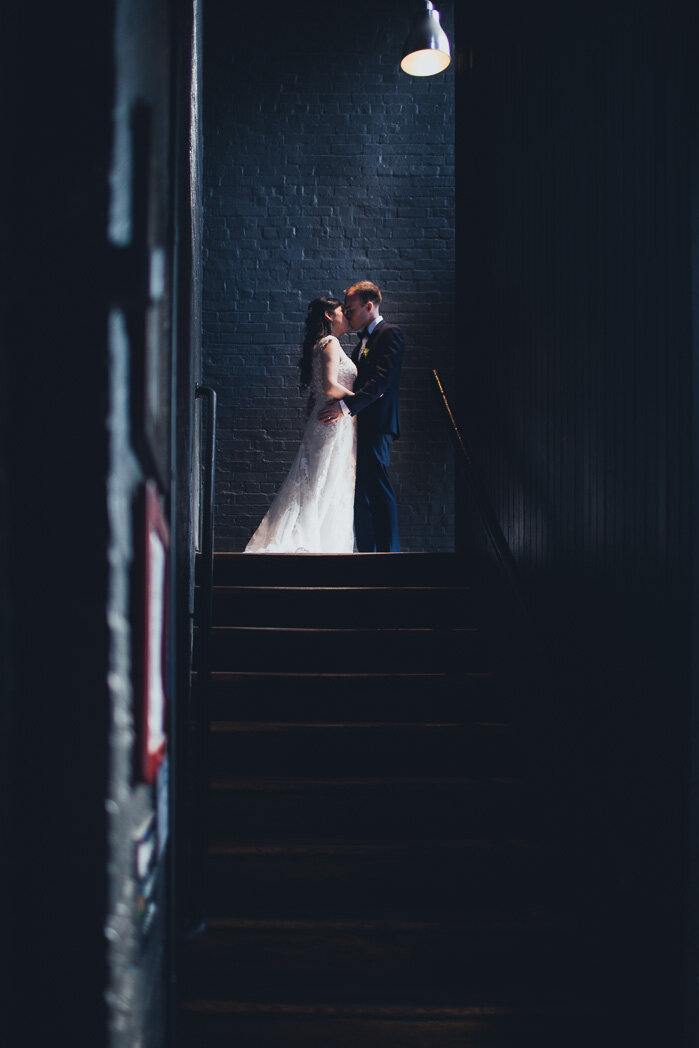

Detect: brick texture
[203, 0, 455, 551]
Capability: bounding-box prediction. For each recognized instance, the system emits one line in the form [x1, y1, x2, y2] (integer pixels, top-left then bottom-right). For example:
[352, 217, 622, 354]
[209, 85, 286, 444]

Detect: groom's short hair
[345, 281, 382, 306]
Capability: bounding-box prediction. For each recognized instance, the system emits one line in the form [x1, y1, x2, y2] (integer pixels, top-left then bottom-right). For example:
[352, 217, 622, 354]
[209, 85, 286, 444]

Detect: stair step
[205, 721, 520, 777]
[201, 552, 490, 588]
[178, 914, 595, 1001]
[199, 671, 506, 722]
[201, 585, 477, 627]
[196, 626, 487, 672]
[208, 776, 546, 840]
[178, 999, 605, 1048]
[206, 837, 566, 919]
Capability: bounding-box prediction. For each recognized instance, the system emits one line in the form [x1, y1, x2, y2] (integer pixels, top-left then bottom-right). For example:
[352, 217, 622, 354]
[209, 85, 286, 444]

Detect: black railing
[184, 383, 216, 939]
[432, 369, 529, 622]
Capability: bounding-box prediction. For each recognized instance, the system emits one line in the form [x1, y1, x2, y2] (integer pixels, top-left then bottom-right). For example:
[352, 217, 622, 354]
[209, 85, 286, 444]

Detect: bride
[245, 296, 357, 553]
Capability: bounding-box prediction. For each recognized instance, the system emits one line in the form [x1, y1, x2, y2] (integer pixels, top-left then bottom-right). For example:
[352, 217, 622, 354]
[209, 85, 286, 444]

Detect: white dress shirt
[339, 315, 384, 415]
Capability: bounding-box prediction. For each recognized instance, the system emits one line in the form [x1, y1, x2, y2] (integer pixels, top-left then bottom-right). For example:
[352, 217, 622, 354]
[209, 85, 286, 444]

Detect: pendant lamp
[400, 1, 451, 77]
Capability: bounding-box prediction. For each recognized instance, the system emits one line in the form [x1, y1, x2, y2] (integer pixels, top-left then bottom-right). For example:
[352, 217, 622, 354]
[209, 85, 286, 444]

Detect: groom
[318, 280, 404, 553]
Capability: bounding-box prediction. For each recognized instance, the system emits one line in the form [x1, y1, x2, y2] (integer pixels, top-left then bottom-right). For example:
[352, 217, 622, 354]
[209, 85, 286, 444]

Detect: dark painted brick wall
[203, 0, 455, 551]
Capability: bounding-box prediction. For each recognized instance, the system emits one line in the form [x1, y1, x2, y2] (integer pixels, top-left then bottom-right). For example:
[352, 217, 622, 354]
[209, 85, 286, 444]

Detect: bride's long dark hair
[298, 296, 342, 389]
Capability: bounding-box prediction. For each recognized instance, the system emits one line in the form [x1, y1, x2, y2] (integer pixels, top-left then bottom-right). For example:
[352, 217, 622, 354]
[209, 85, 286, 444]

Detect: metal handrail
[184, 383, 216, 939]
[432, 369, 529, 622]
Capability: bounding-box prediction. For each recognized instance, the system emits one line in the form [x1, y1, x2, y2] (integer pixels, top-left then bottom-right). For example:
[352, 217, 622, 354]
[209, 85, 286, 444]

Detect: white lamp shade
[400, 48, 451, 77]
[401, 2, 451, 77]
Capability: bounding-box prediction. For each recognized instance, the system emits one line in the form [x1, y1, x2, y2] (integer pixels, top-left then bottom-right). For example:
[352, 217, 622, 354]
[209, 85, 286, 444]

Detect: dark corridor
[3, 1, 699, 1046]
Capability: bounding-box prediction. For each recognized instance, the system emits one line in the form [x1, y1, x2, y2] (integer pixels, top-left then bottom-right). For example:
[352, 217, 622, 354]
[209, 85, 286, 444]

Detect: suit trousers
[354, 432, 399, 553]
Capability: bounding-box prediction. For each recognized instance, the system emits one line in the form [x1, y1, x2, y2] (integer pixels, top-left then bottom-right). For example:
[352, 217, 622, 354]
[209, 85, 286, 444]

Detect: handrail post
[432, 369, 529, 624]
[184, 383, 216, 939]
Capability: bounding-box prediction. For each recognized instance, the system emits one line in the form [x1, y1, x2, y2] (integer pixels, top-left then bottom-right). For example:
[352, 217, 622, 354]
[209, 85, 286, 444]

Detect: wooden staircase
[177, 552, 605, 1046]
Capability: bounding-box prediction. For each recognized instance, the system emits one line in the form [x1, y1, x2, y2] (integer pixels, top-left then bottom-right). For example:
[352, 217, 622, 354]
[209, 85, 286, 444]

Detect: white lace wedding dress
[245, 336, 357, 553]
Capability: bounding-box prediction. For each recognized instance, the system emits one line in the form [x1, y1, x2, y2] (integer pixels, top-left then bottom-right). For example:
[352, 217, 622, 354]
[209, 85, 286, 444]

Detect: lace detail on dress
[244, 336, 357, 553]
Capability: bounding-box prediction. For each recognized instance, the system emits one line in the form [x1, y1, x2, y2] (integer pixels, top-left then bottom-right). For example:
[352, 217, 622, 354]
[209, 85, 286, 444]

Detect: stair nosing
[208, 720, 509, 731]
[205, 626, 479, 633]
[204, 585, 473, 593]
[207, 551, 463, 558]
[196, 670, 494, 679]
[179, 999, 605, 1018]
[202, 912, 580, 933]
[207, 837, 552, 856]
[210, 775, 527, 789]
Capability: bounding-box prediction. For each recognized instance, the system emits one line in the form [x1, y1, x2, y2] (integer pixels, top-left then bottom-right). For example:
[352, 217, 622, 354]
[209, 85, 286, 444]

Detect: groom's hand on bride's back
[318, 399, 343, 424]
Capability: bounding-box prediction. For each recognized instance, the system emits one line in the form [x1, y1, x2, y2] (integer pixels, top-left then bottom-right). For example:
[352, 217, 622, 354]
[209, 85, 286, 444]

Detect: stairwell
[177, 552, 604, 1046]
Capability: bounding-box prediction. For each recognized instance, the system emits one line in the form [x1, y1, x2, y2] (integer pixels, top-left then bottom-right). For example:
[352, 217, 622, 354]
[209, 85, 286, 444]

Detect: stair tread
[209, 721, 509, 731]
[201, 552, 491, 588]
[203, 909, 581, 931]
[210, 553, 463, 560]
[204, 834, 571, 918]
[198, 626, 488, 672]
[206, 625, 479, 633]
[179, 918, 602, 1000]
[200, 670, 493, 679]
[180, 998, 605, 1018]
[201, 671, 506, 726]
[208, 836, 550, 854]
[206, 585, 473, 593]
[182, 919, 597, 970]
[204, 587, 483, 626]
[207, 777, 541, 839]
[211, 775, 526, 788]
[177, 999, 609, 1048]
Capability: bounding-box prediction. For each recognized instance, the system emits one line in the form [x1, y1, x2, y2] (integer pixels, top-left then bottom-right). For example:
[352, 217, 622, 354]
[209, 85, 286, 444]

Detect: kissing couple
[245, 280, 405, 554]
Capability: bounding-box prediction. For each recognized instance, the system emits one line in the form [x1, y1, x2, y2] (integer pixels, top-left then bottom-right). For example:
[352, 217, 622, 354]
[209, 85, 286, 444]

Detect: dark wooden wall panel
[458, 3, 691, 614]
[455, 2, 695, 1041]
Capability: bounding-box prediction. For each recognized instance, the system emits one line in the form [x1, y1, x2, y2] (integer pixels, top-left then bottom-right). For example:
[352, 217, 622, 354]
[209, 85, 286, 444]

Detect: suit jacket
[346, 319, 405, 438]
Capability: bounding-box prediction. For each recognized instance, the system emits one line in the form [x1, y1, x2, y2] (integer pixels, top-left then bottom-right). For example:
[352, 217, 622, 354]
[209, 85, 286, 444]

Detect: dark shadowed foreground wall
[5, 5, 114, 1045]
[203, 0, 455, 551]
[5, 2, 198, 1045]
[455, 1, 698, 1041]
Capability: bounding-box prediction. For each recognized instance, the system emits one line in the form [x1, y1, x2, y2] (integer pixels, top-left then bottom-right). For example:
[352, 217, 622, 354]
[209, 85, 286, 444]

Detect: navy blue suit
[346, 319, 405, 552]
